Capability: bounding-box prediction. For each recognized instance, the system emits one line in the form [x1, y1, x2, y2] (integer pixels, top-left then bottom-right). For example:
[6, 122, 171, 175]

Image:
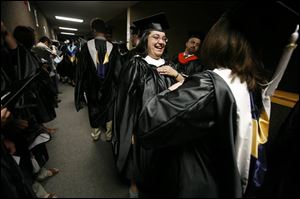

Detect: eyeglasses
[150, 34, 168, 43]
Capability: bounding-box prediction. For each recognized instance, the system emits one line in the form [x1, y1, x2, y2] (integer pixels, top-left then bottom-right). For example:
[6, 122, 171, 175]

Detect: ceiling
[35, 1, 139, 37]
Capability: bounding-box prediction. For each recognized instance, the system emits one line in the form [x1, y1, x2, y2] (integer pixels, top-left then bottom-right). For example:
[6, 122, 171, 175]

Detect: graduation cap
[1, 73, 39, 110]
[132, 12, 170, 35]
[187, 30, 206, 41]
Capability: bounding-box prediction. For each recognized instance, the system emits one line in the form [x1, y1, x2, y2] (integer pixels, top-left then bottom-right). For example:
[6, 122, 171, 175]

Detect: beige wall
[1, 1, 56, 42]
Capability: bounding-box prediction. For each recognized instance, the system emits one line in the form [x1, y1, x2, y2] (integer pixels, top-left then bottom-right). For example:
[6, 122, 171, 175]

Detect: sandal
[41, 125, 57, 134]
[46, 128, 57, 134]
[36, 168, 59, 181]
[47, 168, 59, 177]
[44, 193, 58, 198]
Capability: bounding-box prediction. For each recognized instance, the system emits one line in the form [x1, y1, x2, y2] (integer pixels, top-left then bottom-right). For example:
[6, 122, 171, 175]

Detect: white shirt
[213, 68, 252, 193]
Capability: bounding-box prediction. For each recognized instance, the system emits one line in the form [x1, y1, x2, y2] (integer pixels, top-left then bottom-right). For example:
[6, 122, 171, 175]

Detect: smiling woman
[1, 1, 298, 198]
[111, 12, 185, 198]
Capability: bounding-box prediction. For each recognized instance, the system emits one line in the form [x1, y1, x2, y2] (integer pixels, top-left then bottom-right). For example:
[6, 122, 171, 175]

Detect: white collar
[143, 55, 165, 67]
[87, 39, 113, 68]
[184, 52, 194, 58]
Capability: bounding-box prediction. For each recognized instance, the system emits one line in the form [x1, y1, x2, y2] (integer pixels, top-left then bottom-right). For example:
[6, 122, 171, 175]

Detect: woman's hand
[157, 65, 178, 77]
[157, 65, 185, 82]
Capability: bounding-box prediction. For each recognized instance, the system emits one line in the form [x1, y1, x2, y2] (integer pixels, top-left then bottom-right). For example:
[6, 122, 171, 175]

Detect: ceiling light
[59, 27, 78, 31]
[60, 32, 75, 35]
[55, 16, 83, 23]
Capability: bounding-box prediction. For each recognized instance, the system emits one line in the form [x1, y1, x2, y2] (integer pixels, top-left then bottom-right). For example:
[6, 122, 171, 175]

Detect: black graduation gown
[29, 70, 56, 123]
[1, 44, 56, 123]
[21, 47, 57, 123]
[65, 45, 79, 81]
[137, 71, 243, 197]
[172, 54, 204, 76]
[56, 44, 69, 78]
[75, 41, 122, 128]
[1, 46, 38, 108]
[112, 56, 176, 178]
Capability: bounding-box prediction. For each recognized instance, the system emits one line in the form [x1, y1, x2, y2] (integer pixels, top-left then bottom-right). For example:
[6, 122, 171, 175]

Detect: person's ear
[185, 41, 189, 47]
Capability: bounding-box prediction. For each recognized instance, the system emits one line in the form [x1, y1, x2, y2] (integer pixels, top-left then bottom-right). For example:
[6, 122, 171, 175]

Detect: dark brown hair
[13, 26, 35, 49]
[200, 15, 267, 91]
[134, 29, 168, 59]
[90, 18, 106, 33]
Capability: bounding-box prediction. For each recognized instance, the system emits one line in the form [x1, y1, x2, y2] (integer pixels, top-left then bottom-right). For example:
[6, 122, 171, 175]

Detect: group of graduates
[74, 1, 299, 198]
[1, 22, 61, 198]
[1, 1, 299, 198]
[57, 39, 81, 86]
[75, 1, 299, 198]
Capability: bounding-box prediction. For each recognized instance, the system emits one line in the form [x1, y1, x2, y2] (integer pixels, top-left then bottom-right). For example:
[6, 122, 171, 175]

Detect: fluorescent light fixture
[55, 16, 83, 23]
[59, 27, 78, 31]
[60, 32, 75, 35]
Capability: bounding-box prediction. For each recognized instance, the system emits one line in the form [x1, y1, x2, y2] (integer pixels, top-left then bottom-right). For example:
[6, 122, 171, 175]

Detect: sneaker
[91, 128, 101, 141]
[129, 188, 139, 198]
[36, 167, 59, 182]
[105, 121, 112, 142]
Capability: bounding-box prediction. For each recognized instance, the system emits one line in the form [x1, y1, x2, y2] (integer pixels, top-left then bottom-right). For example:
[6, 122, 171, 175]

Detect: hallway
[41, 83, 128, 197]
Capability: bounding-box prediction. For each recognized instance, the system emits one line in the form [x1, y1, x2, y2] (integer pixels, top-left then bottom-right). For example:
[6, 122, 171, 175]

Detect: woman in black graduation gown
[137, 2, 298, 198]
[112, 13, 184, 197]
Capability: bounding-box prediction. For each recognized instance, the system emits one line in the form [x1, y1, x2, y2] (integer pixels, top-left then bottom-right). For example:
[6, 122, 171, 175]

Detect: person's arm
[137, 72, 216, 149]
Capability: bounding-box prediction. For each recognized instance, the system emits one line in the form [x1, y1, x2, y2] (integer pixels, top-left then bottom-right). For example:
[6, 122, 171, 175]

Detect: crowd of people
[1, 21, 61, 198]
[1, 1, 299, 198]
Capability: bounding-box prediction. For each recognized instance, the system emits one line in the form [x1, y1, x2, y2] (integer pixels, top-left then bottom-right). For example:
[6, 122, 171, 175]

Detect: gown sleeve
[112, 57, 147, 171]
[137, 71, 217, 149]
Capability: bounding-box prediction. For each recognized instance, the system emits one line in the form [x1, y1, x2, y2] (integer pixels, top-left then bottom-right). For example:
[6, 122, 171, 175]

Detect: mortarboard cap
[132, 12, 170, 35]
[1, 73, 39, 110]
